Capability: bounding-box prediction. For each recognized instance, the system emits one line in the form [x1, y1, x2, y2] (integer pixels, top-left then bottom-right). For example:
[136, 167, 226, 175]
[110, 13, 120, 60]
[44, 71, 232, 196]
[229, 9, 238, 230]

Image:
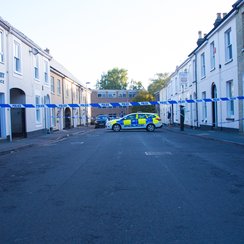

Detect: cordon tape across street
[0, 96, 244, 109]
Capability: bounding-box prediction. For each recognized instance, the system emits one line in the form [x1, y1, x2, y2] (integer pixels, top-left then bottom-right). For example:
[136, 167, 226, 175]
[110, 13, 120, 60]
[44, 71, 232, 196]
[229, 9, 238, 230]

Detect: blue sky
[1, 0, 234, 88]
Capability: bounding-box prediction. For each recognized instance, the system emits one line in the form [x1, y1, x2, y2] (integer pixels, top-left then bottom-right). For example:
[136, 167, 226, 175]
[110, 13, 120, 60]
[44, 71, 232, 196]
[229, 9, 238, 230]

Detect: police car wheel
[112, 124, 121, 132]
[146, 124, 155, 132]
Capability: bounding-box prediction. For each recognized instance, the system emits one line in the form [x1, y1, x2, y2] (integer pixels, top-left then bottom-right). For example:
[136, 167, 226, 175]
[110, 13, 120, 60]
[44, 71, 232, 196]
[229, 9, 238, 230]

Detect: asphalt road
[0, 128, 244, 244]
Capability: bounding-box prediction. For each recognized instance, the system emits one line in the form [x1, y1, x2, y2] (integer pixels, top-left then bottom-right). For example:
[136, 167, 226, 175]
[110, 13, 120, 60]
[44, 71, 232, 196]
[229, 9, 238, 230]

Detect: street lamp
[85, 82, 90, 126]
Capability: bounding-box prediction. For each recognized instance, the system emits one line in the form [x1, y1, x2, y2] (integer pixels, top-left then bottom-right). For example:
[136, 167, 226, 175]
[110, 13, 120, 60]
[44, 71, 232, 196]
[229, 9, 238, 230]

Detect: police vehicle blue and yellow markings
[106, 113, 162, 132]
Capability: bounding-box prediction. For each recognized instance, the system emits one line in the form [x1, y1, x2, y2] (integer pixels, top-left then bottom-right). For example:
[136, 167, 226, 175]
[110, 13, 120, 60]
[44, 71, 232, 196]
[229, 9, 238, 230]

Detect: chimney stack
[214, 13, 222, 27]
[197, 31, 204, 46]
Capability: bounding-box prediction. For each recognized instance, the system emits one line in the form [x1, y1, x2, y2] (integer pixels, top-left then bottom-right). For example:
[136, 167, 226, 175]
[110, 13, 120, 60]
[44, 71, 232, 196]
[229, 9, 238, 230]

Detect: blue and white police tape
[0, 96, 244, 108]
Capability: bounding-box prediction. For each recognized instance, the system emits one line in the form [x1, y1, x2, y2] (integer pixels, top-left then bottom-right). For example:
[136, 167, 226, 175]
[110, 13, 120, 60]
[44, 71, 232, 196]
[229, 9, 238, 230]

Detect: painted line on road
[70, 142, 84, 145]
[145, 152, 173, 156]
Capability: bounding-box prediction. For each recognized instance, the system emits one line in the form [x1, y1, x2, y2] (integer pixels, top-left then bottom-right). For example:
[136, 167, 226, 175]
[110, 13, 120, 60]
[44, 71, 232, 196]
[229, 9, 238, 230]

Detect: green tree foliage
[96, 68, 128, 90]
[131, 90, 156, 113]
[148, 72, 169, 95]
[128, 79, 144, 90]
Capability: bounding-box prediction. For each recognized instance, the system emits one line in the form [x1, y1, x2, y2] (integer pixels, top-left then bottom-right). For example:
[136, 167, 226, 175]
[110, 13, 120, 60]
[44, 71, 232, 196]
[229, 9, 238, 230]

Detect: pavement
[0, 125, 244, 156]
[164, 125, 244, 147]
[0, 125, 95, 156]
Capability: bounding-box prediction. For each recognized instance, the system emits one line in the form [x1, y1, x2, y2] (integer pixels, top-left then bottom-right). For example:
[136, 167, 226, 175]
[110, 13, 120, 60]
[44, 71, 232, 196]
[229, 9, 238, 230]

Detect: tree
[148, 72, 169, 95]
[96, 68, 128, 90]
[131, 90, 156, 113]
[128, 79, 144, 90]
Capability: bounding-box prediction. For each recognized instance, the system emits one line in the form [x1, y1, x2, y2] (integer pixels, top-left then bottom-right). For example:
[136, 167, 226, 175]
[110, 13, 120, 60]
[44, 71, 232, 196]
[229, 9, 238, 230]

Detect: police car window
[138, 114, 147, 119]
[125, 114, 136, 120]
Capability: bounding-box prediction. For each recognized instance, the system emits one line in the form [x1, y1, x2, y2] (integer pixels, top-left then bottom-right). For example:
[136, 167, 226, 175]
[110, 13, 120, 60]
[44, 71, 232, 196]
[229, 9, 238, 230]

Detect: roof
[0, 16, 52, 60]
[188, 0, 242, 57]
[50, 59, 84, 87]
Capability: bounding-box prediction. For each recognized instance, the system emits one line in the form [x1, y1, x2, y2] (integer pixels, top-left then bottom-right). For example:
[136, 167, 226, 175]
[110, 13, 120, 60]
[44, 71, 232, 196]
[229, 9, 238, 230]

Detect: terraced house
[50, 59, 91, 131]
[159, 0, 244, 132]
[0, 17, 90, 141]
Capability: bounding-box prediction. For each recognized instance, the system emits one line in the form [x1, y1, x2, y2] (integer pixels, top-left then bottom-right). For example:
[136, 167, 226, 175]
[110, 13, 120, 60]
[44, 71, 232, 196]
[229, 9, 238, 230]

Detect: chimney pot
[44, 48, 50, 54]
[198, 31, 202, 38]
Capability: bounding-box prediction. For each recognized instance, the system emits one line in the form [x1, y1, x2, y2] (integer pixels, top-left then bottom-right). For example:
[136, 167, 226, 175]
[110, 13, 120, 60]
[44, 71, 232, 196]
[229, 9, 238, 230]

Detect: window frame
[242, 13, 244, 49]
[97, 92, 106, 98]
[65, 81, 69, 98]
[200, 52, 206, 78]
[33, 55, 39, 80]
[202, 91, 207, 121]
[35, 95, 41, 123]
[0, 30, 3, 63]
[44, 60, 49, 83]
[57, 79, 61, 95]
[192, 59, 196, 82]
[51, 76, 55, 94]
[13, 40, 21, 73]
[210, 41, 216, 70]
[226, 80, 234, 118]
[225, 28, 233, 63]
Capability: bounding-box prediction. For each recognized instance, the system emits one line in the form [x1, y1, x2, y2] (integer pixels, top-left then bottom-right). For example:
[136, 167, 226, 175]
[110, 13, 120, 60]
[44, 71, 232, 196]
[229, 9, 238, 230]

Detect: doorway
[64, 107, 71, 129]
[10, 88, 27, 138]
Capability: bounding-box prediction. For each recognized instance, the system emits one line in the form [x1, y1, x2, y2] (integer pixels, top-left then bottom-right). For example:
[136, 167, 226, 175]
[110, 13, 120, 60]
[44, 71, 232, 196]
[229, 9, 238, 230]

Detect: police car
[106, 112, 163, 132]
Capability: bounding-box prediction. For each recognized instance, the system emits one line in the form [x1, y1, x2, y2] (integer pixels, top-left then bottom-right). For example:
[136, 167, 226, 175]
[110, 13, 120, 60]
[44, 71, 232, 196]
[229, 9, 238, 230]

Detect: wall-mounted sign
[0, 72, 4, 84]
[179, 72, 188, 84]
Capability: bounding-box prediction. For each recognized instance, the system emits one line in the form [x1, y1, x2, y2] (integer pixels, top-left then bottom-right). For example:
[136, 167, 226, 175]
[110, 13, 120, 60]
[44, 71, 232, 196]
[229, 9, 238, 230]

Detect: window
[192, 59, 196, 82]
[200, 53, 206, 78]
[57, 79, 61, 95]
[242, 13, 244, 49]
[210, 41, 216, 70]
[225, 28, 233, 62]
[65, 82, 69, 97]
[138, 114, 147, 119]
[97, 92, 106, 98]
[118, 91, 127, 98]
[226, 81, 234, 117]
[108, 91, 117, 98]
[44, 60, 48, 83]
[35, 95, 41, 123]
[33, 55, 39, 79]
[0, 30, 3, 63]
[128, 91, 136, 98]
[76, 87, 79, 100]
[124, 114, 136, 120]
[14, 41, 21, 73]
[51, 76, 55, 93]
[202, 92, 207, 120]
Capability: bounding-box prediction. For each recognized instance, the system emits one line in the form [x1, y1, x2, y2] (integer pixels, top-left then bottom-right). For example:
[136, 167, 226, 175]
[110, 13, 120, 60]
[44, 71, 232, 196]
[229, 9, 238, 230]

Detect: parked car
[94, 115, 109, 128]
[106, 112, 163, 132]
